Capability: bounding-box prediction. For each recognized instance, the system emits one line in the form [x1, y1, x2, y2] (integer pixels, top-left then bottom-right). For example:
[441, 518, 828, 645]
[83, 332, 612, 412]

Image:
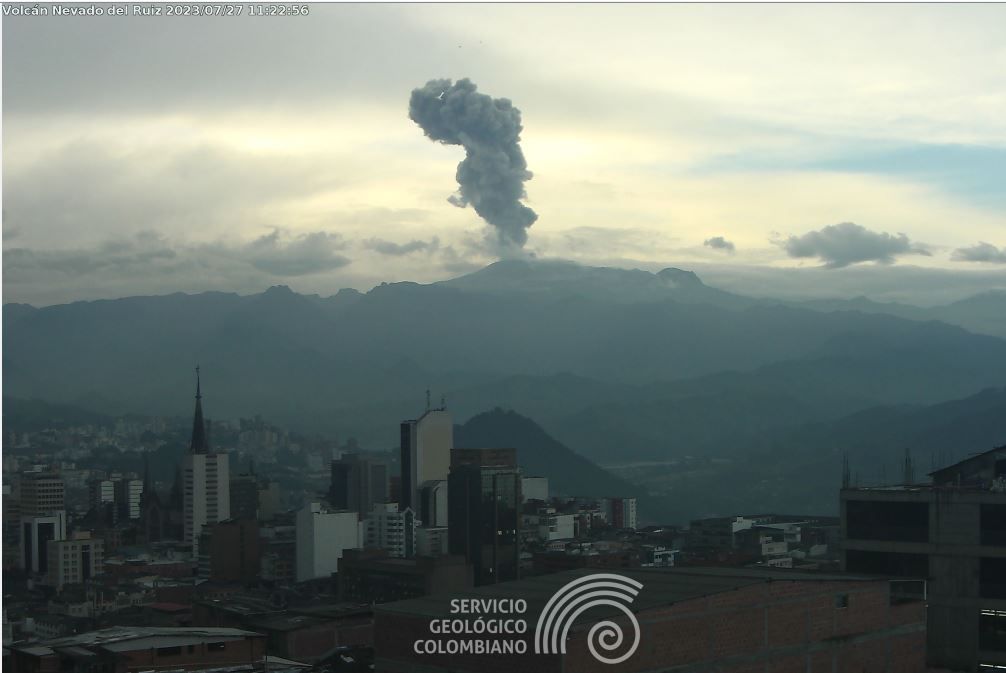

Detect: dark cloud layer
[779, 222, 930, 268]
[363, 237, 440, 256]
[243, 230, 350, 276]
[704, 236, 735, 252]
[2, 229, 350, 281]
[952, 242, 1006, 264]
[409, 78, 537, 252]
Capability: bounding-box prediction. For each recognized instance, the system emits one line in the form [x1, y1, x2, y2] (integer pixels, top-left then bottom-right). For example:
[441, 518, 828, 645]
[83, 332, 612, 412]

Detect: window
[979, 610, 1006, 653]
[834, 594, 849, 609]
[156, 647, 181, 657]
[207, 642, 227, 652]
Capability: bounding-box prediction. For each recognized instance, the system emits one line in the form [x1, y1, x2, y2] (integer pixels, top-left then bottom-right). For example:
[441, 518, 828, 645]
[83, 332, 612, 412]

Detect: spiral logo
[534, 573, 643, 665]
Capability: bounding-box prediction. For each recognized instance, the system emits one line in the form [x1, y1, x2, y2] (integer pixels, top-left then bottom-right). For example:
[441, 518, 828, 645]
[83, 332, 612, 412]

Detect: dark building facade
[229, 473, 260, 521]
[842, 445, 1006, 671]
[447, 448, 521, 586]
[330, 452, 389, 516]
[201, 518, 261, 584]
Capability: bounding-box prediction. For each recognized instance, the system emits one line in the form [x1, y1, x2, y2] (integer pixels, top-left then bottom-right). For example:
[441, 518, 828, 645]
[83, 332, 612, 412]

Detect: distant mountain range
[4, 258, 1005, 520]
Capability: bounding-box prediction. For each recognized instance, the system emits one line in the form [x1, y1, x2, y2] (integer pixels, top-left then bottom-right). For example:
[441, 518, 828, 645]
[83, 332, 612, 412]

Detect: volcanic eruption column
[409, 78, 538, 251]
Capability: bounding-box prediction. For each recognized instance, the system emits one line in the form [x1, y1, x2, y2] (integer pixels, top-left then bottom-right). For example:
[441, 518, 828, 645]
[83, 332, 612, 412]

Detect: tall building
[90, 476, 143, 524]
[365, 503, 417, 558]
[447, 448, 522, 586]
[295, 502, 361, 582]
[400, 400, 452, 514]
[182, 368, 230, 557]
[20, 472, 65, 517]
[841, 445, 1006, 671]
[47, 532, 104, 591]
[330, 452, 389, 517]
[115, 478, 143, 520]
[20, 511, 67, 575]
[419, 479, 447, 528]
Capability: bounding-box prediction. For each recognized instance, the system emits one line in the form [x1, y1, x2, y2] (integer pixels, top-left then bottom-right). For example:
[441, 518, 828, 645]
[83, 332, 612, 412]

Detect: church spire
[190, 365, 209, 454]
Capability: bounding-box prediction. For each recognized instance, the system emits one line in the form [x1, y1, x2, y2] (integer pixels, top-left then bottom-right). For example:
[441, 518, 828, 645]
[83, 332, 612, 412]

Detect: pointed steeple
[190, 365, 209, 454]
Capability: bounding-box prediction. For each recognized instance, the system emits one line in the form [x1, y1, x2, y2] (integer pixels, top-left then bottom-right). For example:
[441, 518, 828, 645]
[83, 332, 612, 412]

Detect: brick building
[374, 566, 933, 673]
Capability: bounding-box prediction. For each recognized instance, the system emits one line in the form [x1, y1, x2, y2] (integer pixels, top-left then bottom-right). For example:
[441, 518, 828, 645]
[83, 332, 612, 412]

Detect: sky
[2, 3, 1005, 306]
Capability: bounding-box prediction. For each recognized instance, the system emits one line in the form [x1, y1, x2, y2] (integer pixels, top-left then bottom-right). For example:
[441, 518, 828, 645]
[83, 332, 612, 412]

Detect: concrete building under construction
[841, 445, 1006, 671]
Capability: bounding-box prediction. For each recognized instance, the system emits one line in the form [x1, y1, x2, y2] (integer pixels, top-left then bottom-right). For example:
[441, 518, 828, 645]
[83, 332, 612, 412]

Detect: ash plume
[409, 78, 537, 252]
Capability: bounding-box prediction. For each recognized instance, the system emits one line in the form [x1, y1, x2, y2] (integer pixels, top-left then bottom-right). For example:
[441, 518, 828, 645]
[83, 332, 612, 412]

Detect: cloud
[951, 242, 1006, 264]
[3, 229, 351, 286]
[241, 229, 350, 276]
[363, 237, 440, 256]
[703, 236, 735, 253]
[778, 222, 930, 268]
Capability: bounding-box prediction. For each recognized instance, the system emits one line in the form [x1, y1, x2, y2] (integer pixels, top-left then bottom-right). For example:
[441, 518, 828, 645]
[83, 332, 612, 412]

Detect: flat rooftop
[375, 566, 883, 620]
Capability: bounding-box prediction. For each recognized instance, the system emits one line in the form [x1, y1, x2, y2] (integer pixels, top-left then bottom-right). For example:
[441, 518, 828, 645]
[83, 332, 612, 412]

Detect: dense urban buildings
[4, 371, 997, 673]
[842, 445, 1006, 671]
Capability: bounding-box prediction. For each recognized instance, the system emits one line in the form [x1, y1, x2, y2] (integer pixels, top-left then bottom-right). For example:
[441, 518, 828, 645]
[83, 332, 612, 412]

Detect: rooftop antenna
[441, 394, 446, 410]
[425, 388, 431, 412]
[903, 447, 914, 485]
[841, 453, 850, 489]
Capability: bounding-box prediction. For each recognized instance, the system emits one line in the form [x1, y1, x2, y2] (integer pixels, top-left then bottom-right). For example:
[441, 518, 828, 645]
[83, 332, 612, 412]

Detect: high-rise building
[419, 479, 448, 528]
[20, 511, 67, 575]
[400, 400, 452, 514]
[365, 503, 417, 558]
[330, 452, 389, 517]
[90, 477, 143, 524]
[841, 445, 1006, 671]
[20, 472, 65, 517]
[182, 368, 230, 557]
[115, 478, 143, 520]
[47, 531, 104, 591]
[447, 448, 522, 586]
[295, 502, 361, 582]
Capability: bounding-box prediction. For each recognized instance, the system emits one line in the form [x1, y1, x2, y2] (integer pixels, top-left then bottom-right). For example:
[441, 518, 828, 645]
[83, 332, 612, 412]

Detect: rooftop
[22, 626, 260, 653]
[375, 566, 883, 620]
